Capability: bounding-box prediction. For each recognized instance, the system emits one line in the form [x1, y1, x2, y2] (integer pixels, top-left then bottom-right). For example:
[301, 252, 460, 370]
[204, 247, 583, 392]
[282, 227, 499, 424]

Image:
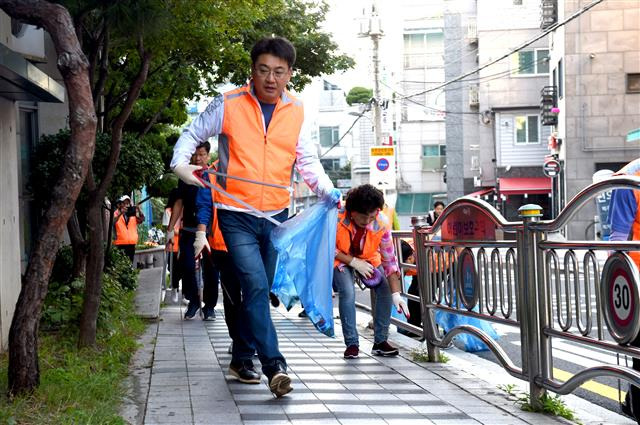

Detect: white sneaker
[171, 288, 179, 303]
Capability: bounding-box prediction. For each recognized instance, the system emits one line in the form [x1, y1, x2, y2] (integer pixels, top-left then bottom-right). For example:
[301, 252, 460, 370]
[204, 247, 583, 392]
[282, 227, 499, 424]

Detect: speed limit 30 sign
[601, 252, 640, 344]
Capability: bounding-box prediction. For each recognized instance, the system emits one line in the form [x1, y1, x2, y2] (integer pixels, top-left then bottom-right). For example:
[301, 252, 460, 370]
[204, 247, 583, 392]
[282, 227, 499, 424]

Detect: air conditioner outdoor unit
[469, 85, 479, 107]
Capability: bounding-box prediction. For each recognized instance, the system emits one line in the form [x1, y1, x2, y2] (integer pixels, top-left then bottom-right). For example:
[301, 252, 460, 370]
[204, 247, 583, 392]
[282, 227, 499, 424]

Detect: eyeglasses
[254, 66, 289, 80]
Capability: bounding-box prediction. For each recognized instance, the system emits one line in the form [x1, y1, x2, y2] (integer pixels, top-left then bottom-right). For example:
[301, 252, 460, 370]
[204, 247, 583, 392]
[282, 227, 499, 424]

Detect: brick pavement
[139, 301, 571, 425]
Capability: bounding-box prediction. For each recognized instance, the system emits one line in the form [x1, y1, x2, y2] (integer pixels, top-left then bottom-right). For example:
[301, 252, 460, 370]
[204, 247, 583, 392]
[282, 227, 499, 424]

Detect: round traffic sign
[600, 252, 640, 344]
[457, 248, 479, 310]
[376, 158, 390, 171]
[543, 159, 560, 178]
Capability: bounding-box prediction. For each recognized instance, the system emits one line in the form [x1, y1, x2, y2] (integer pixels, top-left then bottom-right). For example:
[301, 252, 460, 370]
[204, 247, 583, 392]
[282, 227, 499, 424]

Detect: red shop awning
[498, 177, 551, 196]
[466, 187, 495, 198]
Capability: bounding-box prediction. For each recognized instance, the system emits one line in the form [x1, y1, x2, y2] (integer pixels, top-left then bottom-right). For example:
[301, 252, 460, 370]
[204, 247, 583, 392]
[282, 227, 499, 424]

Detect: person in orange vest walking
[609, 157, 640, 421]
[170, 36, 340, 397]
[113, 195, 144, 262]
[334, 184, 409, 359]
[163, 188, 182, 303]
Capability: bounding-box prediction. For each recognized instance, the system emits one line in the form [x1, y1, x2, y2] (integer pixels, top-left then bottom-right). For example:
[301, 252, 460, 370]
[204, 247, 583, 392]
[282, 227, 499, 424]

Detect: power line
[402, 0, 605, 99]
[319, 112, 365, 158]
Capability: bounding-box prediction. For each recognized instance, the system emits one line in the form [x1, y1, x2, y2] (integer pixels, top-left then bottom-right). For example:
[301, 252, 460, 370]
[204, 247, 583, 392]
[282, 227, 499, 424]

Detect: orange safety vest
[215, 84, 303, 211]
[335, 209, 388, 268]
[615, 161, 640, 269]
[114, 211, 138, 245]
[207, 172, 227, 252]
[171, 225, 180, 253]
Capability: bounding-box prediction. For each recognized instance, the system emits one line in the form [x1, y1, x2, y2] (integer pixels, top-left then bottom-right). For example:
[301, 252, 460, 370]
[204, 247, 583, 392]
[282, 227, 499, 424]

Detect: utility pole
[362, 0, 384, 146]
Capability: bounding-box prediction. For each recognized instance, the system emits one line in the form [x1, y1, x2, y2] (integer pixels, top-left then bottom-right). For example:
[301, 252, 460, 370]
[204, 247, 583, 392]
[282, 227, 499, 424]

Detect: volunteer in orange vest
[609, 157, 640, 420]
[195, 169, 259, 384]
[164, 188, 182, 304]
[113, 195, 144, 262]
[168, 142, 219, 321]
[170, 36, 340, 398]
[334, 184, 409, 359]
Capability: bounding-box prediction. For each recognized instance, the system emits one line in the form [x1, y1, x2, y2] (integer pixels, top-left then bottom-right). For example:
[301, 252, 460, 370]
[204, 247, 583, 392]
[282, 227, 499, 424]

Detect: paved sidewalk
[135, 300, 575, 425]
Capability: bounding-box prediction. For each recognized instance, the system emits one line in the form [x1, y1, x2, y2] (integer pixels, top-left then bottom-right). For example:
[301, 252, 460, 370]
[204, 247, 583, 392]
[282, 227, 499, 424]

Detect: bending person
[333, 184, 409, 359]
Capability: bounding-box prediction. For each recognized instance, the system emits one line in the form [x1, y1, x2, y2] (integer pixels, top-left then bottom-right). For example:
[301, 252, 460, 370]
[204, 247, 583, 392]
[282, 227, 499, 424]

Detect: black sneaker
[229, 361, 260, 384]
[202, 306, 216, 321]
[269, 292, 280, 308]
[267, 365, 292, 398]
[298, 309, 307, 318]
[184, 301, 199, 320]
[371, 341, 399, 357]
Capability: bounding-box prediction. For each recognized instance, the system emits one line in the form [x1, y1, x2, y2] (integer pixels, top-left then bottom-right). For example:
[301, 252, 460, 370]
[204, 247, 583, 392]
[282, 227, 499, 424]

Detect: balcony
[540, 0, 557, 29]
[540, 85, 558, 126]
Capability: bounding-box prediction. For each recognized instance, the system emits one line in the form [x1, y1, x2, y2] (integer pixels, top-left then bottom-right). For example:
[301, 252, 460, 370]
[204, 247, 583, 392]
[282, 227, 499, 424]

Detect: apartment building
[445, 0, 553, 221]
[545, 0, 640, 238]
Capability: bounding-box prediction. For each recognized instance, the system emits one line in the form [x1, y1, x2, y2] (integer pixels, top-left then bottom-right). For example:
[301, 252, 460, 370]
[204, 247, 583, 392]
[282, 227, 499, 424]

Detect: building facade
[445, 0, 554, 222]
[547, 0, 640, 238]
[0, 13, 66, 350]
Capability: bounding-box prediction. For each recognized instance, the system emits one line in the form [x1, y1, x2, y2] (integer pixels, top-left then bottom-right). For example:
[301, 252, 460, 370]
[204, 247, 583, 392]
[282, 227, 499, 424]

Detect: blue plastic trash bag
[271, 197, 338, 337]
[391, 275, 412, 326]
[434, 287, 500, 352]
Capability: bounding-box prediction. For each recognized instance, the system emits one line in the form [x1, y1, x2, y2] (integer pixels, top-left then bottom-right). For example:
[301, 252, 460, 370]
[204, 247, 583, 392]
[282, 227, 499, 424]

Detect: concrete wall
[0, 97, 21, 351]
[551, 0, 640, 238]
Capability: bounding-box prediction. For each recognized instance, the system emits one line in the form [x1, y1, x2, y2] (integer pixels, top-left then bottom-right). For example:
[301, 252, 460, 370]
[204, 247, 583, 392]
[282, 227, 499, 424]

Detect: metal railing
[381, 175, 640, 408]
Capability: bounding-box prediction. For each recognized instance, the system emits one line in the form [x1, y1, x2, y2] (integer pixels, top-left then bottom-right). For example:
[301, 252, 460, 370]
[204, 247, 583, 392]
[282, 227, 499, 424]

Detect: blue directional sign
[376, 158, 389, 171]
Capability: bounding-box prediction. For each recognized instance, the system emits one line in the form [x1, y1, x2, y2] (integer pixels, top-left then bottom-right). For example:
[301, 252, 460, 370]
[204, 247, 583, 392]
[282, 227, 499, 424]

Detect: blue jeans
[333, 265, 392, 347]
[217, 209, 288, 377]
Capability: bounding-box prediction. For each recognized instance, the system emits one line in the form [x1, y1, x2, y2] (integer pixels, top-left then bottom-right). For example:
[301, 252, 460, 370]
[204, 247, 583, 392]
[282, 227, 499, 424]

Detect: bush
[105, 247, 138, 291]
[41, 245, 139, 330]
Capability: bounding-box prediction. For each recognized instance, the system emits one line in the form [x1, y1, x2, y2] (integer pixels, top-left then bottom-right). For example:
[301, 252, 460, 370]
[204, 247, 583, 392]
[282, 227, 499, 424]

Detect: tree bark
[67, 210, 87, 279]
[0, 0, 97, 396]
[78, 36, 151, 348]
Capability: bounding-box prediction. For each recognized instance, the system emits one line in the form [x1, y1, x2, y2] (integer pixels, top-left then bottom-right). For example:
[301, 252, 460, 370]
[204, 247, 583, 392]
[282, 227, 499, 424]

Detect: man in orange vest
[170, 36, 339, 398]
[113, 195, 144, 262]
[609, 157, 640, 420]
[334, 184, 409, 359]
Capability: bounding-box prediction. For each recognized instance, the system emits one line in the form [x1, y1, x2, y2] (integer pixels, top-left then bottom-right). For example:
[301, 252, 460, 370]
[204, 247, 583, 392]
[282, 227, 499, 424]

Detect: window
[627, 73, 640, 94]
[514, 115, 540, 144]
[511, 49, 549, 75]
[320, 158, 340, 171]
[319, 126, 339, 147]
[396, 193, 446, 215]
[403, 31, 444, 69]
[323, 80, 340, 91]
[422, 145, 446, 157]
[558, 59, 563, 98]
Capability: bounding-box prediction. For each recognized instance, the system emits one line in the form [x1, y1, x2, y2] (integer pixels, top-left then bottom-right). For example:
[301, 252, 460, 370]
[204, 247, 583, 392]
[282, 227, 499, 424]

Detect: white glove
[349, 257, 374, 278]
[174, 163, 205, 187]
[166, 230, 175, 244]
[392, 292, 410, 319]
[193, 230, 210, 257]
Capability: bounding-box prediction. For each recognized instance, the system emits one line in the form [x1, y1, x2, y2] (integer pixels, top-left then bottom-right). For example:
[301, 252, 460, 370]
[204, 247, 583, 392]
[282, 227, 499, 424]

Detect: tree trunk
[0, 0, 97, 396]
[104, 204, 116, 266]
[67, 210, 87, 279]
[77, 202, 104, 347]
[78, 36, 152, 348]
